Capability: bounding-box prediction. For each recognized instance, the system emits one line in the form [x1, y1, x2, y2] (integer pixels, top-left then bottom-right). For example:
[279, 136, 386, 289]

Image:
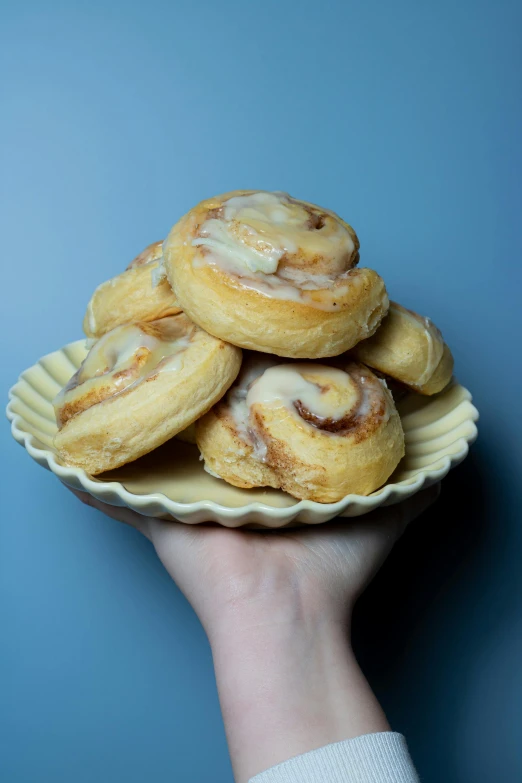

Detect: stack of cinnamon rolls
[54, 191, 453, 503]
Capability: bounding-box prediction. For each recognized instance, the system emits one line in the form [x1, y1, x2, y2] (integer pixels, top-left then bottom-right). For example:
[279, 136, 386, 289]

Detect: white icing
[225, 359, 391, 464]
[223, 192, 294, 222]
[359, 374, 390, 423]
[227, 355, 277, 460]
[157, 336, 193, 372]
[278, 267, 337, 289]
[86, 297, 97, 335]
[247, 365, 356, 422]
[232, 268, 359, 312]
[81, 324, 192, 381]
[191, 191, 357, 308]
[194, 217, 285, 275]
[55, 318, 194, 417]
[150, 254, 166, 288]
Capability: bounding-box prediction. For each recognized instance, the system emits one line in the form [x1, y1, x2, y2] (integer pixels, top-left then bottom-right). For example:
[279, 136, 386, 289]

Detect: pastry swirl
[351, 302, 454, 394]
[163, 191, 388, 358]
[83, 241, 181, 339]
[196, 354, 404, 503]
[54, 313, 241, 474]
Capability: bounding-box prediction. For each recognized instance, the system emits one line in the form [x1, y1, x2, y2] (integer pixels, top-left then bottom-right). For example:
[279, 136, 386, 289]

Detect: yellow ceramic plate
[7, 339, 478, 527]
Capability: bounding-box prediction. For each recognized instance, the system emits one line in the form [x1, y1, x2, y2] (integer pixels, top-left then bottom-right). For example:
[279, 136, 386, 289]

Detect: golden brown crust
[127, 240, 163, 269]
[163, 191, 388, 358]
[350, 301, 454, 395]
[196, 358, 404, 503]
[57, 348, 152, 427]
[418, 343, 454, 395]
[83, 241, 181, 339]
[54, 315, 242, 475]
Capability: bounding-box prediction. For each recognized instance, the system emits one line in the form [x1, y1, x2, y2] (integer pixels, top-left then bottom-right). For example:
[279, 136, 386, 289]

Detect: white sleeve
[248, 732, 419, 783]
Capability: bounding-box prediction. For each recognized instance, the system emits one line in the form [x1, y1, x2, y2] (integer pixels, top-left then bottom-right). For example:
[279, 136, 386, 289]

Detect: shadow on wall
[353, 446, 490, 665]
[352, 444, 494, 782]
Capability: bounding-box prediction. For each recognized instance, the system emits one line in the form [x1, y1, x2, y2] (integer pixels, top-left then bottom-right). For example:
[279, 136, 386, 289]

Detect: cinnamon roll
[54, 314, 241, 474]
[83, 241, 181, 339]
[196, 355, 404, 503]
[351, 302, 454, 395]
[163, 191, 388, 358]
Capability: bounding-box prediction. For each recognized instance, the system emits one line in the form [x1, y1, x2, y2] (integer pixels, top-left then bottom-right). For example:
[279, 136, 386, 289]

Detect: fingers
[292, 482, 441, 563]
[60, 480, 440, 553]
[61, 484, 152, 540]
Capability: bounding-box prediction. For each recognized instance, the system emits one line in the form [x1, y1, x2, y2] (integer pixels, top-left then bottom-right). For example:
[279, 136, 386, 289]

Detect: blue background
[2, 1, 521, 781]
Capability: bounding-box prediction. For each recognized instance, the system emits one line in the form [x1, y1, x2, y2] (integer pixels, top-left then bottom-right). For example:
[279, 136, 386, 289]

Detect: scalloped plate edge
[7, 350, 479, 527]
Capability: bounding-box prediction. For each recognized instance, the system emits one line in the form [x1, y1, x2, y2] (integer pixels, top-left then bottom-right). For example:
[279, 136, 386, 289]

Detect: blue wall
[2, 1, 521, 781]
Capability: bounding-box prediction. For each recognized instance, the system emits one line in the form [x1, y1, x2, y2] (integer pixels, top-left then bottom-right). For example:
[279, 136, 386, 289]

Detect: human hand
[69, 485, 438, 636]
[68, 485, 438, 781]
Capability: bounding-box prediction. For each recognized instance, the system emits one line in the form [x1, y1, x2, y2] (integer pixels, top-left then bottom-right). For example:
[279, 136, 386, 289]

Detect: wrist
[209, 597, 388, 782]
[202, 558, 352, 646]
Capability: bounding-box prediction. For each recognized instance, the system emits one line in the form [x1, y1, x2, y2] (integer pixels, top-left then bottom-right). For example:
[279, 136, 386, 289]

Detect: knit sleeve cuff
[248, 732, 419, 783]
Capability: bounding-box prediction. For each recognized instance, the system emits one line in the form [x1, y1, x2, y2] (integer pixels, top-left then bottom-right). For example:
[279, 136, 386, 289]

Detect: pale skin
[68, 485, 439, 782]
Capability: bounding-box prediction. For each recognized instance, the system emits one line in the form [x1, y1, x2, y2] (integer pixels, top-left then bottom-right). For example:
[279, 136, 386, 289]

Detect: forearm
[209, 597, 389, 783]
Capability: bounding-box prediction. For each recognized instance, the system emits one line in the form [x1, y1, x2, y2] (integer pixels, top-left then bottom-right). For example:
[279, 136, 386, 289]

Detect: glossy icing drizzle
[223, 357, 391, 464]
[55, 316, 195, 425]
[192, 191, 360, 311]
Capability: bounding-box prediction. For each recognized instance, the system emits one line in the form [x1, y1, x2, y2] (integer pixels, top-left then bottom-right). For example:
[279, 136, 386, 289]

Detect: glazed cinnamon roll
[54, 314, 241, 474]
[163, 191, 388, 358]
[351, 302, 454, 395]
[83, 241, 181, 339]
[196, 355, 404, 503]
